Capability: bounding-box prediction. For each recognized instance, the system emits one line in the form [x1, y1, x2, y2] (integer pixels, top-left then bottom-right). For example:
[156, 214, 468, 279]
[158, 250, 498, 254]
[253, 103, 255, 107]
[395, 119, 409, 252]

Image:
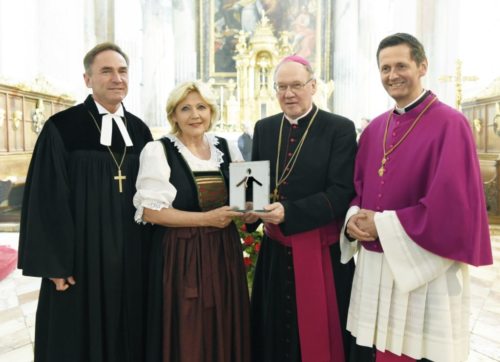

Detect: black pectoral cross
[114, 168, 126, 193]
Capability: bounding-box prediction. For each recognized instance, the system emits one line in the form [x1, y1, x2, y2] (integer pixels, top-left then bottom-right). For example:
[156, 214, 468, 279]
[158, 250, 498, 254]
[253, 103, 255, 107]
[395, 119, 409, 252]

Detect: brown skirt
[161, 223, 251, 362]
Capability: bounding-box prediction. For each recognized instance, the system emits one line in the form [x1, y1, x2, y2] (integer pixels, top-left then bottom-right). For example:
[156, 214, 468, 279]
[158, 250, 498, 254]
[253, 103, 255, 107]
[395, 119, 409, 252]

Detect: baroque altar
[208, 16, 334, 132]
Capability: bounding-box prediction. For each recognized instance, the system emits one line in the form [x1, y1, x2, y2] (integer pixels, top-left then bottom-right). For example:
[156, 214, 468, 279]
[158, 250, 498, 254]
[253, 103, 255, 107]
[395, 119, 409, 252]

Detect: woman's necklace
[88, 111, 128, 193]
[378, 96, 437, 177]
[272, 107, 319, 202]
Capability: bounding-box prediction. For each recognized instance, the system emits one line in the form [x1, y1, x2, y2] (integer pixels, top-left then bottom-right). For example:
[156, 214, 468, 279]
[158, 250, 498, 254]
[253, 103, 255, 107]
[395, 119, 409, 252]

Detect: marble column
[141, 0, 175, 127]
[172, 0, 197, 84]
[92, 0, 115, 43]
[332, 0, 464, 125]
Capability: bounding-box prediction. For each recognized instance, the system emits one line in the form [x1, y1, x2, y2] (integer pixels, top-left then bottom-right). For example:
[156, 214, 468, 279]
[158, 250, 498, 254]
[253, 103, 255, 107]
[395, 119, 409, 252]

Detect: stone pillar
[141, 0, 175, 127]
[172, 0, 197, 84]
[93, 0, 115, 42]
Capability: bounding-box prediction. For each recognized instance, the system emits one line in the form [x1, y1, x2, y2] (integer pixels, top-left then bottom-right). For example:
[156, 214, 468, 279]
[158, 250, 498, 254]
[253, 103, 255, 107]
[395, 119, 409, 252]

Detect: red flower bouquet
[235, 219, 263, 287]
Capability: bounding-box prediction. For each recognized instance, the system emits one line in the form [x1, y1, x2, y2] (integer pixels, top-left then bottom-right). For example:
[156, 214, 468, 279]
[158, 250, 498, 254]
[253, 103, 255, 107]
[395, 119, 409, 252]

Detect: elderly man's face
[84, 50, 129, 113]
[274, 61, 316, 119]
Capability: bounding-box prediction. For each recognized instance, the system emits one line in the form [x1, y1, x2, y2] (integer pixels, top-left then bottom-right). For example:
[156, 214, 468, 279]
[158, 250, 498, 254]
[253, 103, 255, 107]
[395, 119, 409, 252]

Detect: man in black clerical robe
[244, 56, 357, 362]
[17, 43, 152, 362]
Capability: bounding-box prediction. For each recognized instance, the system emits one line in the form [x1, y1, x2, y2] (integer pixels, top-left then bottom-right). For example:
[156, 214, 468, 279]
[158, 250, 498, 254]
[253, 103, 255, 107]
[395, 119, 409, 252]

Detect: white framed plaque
[229, 161, 270, 211]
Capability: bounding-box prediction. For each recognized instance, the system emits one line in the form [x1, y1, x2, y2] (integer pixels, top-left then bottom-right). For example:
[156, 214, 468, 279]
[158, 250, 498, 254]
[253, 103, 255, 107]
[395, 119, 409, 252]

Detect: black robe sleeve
[249, 110, 357, 236]
[18, 120, 75, 278]
[280, 119, 357, 235]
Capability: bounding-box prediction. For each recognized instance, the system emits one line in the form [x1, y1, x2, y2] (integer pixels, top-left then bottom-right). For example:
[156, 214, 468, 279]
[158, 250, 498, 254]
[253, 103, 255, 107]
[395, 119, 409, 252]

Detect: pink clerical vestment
[343, 92, 493, 361]
[353, 92, 492, 267]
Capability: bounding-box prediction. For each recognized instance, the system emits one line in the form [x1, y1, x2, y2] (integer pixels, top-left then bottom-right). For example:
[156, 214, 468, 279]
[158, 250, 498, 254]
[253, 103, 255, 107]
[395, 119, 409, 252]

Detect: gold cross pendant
[272, 188, 279, 202]
[114, 168, 127, 193]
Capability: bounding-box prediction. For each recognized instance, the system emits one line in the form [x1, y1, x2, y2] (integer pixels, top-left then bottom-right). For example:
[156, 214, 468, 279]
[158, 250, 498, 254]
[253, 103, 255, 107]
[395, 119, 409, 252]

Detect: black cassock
[249, 105, 357, 362]
[18, 95, 153, 362]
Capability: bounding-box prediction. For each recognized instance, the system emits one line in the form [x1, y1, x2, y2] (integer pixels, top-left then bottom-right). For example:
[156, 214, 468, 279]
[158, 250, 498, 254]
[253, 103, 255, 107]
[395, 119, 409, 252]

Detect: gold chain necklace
[272, 107, 319, 201]
[88, 111, 128, 193]
[378, 96, 437, 177]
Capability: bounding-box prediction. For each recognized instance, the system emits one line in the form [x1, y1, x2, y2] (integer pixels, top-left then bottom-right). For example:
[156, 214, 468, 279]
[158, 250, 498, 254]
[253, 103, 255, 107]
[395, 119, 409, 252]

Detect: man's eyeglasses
[274, 78, 314, 93]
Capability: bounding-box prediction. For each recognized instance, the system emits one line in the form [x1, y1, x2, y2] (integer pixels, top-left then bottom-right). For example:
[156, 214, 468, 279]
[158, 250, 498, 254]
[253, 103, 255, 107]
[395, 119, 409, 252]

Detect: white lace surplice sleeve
[375, 210, 453, 293]
[133, 141, 177, 223]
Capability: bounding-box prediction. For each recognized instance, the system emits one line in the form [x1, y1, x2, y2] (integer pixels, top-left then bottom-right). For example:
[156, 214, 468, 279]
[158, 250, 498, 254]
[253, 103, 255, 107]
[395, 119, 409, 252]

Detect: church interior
[0, 0, 499, 360]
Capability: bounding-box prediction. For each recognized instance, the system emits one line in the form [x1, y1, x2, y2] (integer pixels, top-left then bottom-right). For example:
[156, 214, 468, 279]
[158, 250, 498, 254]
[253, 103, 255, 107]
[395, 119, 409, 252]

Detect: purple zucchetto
[278, 55, 311, 67]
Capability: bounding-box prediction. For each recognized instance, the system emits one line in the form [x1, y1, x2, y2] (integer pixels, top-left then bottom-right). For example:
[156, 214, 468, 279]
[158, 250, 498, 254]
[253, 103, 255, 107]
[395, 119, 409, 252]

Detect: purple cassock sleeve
[354, 96, 492, 267]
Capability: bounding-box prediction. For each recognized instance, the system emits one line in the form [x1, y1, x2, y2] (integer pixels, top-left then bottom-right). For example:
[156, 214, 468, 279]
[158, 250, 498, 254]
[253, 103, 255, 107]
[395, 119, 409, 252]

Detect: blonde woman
[134, 81, 250, 362]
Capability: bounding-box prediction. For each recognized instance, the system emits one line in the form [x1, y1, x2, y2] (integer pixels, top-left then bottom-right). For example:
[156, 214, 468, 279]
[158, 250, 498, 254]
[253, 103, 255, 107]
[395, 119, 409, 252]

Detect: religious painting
[199, 0, 333, 80]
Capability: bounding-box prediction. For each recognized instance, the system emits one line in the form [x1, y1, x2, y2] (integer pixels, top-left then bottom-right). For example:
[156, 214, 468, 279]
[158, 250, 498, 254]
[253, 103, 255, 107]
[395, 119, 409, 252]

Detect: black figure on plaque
[236, 168, 263, 210]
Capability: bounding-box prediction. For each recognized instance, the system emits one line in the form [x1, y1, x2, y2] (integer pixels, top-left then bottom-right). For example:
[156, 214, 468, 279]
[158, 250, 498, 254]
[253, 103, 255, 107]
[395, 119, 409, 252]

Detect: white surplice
[341, 206, 470, 362]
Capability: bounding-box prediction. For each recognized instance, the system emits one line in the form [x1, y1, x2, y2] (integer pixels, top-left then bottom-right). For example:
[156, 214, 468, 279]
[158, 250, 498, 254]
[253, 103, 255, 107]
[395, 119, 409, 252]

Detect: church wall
[332, 0, 500, 127]
[0, 0, 183, 129]
[139, 0, 204, 129]
[1, 0, 498, 133]
[333, 0, 424, 125]
[172, 0, 197, 85]
[0, 0, 87, 100]
[458, 0, 500, 100]
[139, 0, 175, 128]
[114, 0, 146, 121]
[419, 0, 460, 108]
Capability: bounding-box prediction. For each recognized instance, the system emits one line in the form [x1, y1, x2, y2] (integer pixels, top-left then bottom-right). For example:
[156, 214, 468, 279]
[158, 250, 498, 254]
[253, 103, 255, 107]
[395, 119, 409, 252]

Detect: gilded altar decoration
[12, 110, 22, 130]
[202, 0, 329, 78]
[493, 102, 500, 136]
[233, 16, 293, 126]
[201, 4, 334, 131]
[473, 118, 482, 133]
[31, 99, 46, 134]
[209, 15, 335, 131]
[15, 75, 71, 99]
